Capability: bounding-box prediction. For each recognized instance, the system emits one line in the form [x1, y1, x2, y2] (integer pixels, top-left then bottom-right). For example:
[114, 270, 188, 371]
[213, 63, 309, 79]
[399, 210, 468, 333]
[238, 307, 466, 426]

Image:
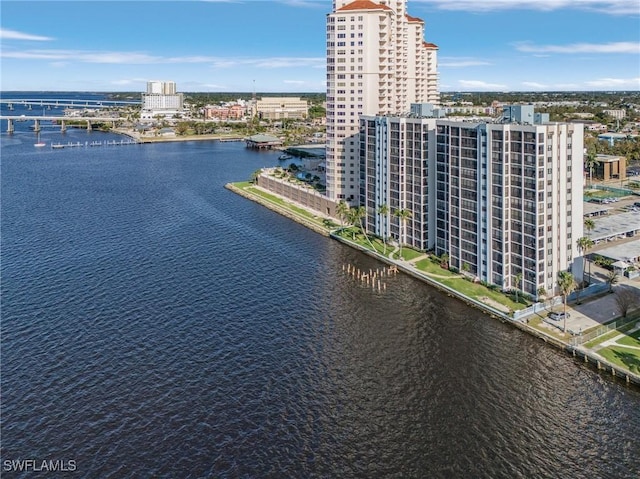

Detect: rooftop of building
[596, 154, 626, 162]
[592, 238, 640, 263]
[337, 0, 392, 12]
[587, 210, 640, 242]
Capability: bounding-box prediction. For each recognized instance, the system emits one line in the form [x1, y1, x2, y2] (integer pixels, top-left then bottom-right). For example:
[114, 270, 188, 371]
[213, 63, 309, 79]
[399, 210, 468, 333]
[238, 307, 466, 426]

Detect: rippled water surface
[2, 120, 640, 478]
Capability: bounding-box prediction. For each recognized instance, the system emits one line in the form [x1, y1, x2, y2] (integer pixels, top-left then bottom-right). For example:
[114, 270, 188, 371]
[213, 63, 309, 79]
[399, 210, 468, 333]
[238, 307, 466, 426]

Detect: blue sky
[1, 0, 639, 92]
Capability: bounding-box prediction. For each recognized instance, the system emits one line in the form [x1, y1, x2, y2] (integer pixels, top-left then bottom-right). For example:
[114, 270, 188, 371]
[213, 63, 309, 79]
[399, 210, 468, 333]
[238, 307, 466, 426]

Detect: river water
[1, 96, 639, 478]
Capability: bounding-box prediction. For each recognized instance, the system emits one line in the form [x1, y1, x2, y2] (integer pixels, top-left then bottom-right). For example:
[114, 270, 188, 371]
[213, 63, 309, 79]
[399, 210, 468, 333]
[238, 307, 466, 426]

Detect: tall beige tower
[325, 0, 439, 203]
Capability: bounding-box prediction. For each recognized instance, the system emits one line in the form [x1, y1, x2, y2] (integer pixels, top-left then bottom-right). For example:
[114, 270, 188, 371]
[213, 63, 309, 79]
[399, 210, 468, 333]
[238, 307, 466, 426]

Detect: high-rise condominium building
[141, 80, 183, 120]
[147, 81, 177, 95]
[360, 107, 584, 297]
[326, 0, 439, 204]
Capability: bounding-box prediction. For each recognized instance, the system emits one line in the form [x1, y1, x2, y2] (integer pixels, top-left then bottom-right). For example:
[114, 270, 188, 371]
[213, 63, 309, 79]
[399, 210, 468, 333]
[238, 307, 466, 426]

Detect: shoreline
[228, 181, 640, 388]
[113, 128, 247, 144]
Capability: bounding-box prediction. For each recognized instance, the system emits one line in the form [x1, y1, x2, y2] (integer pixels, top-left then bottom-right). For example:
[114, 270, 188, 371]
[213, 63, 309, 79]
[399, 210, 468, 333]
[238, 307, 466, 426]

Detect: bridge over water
[1, 115, 122, 133]
[0, 98, 140, 110]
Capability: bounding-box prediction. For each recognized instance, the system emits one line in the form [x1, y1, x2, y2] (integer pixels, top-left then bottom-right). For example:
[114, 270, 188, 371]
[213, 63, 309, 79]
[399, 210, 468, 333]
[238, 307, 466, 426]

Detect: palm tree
[250, 169, 262, 184]
[514, 272, 523, 303]
[537, 286, 547, 304]
[585, 148, 600, 187]
[576, 236, 595, 285]
[394, 208, 412, 258]
[606, 270, 619, 293]
[461, 262, 470, 276]
[352, 205, 375, 249]
[377, 203, 390, 254]
[336, 200, 349, 227]
[584, 218, 595, 235]
[345, 207, 359, 240]
[557, 271, 576, 333]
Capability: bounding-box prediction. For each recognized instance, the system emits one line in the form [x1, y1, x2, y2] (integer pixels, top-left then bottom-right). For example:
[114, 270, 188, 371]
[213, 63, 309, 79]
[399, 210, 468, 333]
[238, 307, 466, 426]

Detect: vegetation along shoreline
[227, 180, 640, 388]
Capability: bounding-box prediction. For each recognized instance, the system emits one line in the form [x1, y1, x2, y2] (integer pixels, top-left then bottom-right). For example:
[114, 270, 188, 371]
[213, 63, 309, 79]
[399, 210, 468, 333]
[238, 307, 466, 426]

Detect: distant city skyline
[1, 0, 639, 92]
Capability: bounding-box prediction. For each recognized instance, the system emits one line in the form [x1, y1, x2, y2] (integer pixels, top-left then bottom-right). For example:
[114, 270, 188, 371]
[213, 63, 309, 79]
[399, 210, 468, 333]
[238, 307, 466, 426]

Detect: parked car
[548, 311, 570, 321]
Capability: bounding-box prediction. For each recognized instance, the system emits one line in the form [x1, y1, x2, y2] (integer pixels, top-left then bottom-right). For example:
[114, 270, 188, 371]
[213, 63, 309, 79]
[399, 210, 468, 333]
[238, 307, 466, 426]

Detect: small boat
[279, 154, 292, 161]
[34, 142, 46, 147]
[51, 143, 65, 149]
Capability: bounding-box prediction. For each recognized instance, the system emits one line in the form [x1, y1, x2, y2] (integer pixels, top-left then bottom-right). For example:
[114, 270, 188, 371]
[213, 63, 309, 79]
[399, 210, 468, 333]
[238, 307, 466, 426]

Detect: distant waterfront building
[204, 104, 245, 121]
[441, 106, 496, 116]
[603, 109, 626, 120]
[254, 97, 308, 120]
[598, 132, 633, 145]
[141, 80, 184, 121]
[325, 0, 440, 204]
[360, 106, 584, 297]
[147, 80, 176, 95]
[592, 154, 627, 181]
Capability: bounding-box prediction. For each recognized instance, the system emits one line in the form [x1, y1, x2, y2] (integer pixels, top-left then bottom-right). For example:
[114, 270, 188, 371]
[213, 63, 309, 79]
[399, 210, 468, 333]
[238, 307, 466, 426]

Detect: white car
[548, 311, 569, 321]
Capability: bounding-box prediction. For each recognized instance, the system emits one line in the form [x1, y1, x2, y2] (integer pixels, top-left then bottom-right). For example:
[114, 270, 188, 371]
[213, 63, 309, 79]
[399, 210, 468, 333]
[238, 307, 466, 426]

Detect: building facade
[254, 97, 308, 120]
[360, 109, 584, 297]
[325, 0, 439, 203]
[141, 81, 184, 120]
[204, 105, 245, 121]
[360, 115, 437, 251]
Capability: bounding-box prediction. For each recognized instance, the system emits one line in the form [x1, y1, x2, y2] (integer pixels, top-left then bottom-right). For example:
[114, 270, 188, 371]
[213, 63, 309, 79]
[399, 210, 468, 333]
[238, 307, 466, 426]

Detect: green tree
[394, 208, 412, 258]
[350, 205, 375, 249]
[584, 218, 595, 234]
[537, 286, 547, 303]
[514, 272, 523, 303]
[577, 236, 595, 285]
[377, 203, 390, 254]
[336, 201, 349, 227]
[606, 270, 619, 293]
[585, 148, 600, 186]
[250, 169, 262, 184]
[557, 271, 576, 333]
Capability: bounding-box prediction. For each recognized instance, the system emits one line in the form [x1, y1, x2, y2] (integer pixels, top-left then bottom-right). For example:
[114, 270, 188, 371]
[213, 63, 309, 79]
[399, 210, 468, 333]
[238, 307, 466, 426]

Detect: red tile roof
[337, 0, 392, 12]
[423, 42, 439, 49]
[406, 14, 424, 23]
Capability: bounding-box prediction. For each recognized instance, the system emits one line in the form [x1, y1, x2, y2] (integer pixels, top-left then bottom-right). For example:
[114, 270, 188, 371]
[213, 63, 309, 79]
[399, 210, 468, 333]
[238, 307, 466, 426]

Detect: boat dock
[48, 139, 140, 149]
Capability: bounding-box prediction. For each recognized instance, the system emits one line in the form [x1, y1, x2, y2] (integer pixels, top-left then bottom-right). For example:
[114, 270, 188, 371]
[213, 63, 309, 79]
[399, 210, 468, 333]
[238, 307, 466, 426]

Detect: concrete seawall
[227, 183, 640, 388]
[225, 183, 330, 237]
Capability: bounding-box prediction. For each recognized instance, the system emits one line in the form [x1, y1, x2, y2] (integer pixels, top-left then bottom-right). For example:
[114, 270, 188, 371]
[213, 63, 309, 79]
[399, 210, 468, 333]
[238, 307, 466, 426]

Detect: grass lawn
[585, 330, 620, 348]
[616, 332, 640, 348]
[415, 258, 454, 275]
[597, 346, 640, 375]
[395, 248, 424, 261]
[436, 276, 525, 311]
[241, 184, 331, 230]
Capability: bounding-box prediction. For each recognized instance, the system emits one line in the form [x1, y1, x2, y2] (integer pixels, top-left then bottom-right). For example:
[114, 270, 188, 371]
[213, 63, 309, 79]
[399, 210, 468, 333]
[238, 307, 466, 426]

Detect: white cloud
[554, 83, 581, 89]
[439, 57, 492, 68]
[522, 82, 549, 89]
[515, 41, 640, 54]
[0, 28, 54, 41]
[458, 80, 508, 89]
[417, 0, 639, 15]
[585, 77, 640, 88]
[1, 49, 163, 63]
[0, 48, 325, 69]
[277, 0, 326, 7]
